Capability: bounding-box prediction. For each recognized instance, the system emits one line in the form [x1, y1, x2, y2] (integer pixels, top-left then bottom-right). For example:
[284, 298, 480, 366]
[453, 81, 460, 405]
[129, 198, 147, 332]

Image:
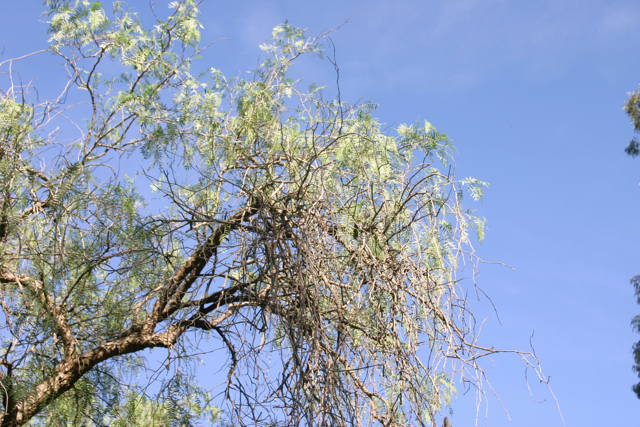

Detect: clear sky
[2, 1, 640, 426]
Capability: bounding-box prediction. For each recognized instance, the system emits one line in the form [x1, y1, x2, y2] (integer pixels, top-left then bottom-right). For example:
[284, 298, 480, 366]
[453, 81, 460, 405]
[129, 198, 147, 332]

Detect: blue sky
[2, 1, 640, 426]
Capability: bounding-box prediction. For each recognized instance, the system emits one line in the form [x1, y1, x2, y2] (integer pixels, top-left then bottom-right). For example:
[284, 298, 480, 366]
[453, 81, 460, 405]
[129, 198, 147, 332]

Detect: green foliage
[631, 275, 640, 399]
[624, 85, 640, 400]
[26, 374, 220, 426]
[624, 85, 640, 157]
[0, 1, 505, 425]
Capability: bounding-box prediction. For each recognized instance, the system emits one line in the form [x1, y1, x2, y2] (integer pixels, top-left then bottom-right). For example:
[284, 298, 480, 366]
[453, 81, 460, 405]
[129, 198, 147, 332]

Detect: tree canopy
[623, 85, 640, 157]
[0, 1, 548, 425]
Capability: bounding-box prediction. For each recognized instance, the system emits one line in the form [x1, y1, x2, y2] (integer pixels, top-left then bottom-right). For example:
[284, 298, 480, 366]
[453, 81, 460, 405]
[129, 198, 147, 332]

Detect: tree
[625, 84, 640, 399]
[0, 1, 548, 425]
[630, 276, 640, 399]
[623, 85, 640, 157]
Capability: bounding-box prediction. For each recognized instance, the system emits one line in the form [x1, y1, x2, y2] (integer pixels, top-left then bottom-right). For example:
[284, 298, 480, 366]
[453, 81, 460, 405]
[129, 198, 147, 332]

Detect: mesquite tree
[0, 1, 548, 426]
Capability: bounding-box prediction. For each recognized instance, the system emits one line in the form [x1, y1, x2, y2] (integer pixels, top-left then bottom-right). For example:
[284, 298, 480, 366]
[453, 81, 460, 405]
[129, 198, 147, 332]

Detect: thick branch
[0, 314, 198, 426]
[149, 200, 260, 327]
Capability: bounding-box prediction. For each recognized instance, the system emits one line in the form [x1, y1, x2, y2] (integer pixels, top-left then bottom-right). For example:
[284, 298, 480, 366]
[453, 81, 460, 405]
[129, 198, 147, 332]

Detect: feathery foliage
[0, 1, 549, 425]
